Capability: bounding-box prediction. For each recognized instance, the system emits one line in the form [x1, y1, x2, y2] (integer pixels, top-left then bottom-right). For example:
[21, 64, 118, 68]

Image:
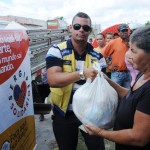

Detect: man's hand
[83, 68, 98, 80]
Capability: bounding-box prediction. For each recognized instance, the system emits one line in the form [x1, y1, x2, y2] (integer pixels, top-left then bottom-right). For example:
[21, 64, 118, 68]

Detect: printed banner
[0, 30, 35, 150]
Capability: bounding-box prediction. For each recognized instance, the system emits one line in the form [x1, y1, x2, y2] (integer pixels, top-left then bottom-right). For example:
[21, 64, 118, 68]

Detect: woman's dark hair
[129, 26, 150, 53]
[72, 12, 92, 26]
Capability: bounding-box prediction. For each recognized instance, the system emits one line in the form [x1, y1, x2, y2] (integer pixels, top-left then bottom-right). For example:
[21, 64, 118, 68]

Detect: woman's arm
[104, 74, 129, 99]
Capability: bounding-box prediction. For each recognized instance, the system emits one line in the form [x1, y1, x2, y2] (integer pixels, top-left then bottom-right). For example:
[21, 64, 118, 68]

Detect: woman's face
[129, 42, 150, 72]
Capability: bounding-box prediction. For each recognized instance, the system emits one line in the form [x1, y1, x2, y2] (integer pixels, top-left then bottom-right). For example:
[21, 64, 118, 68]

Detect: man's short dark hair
[72, 12, 92, 26]
[106, 32, 114, 36]
[96, 33, 105, 38]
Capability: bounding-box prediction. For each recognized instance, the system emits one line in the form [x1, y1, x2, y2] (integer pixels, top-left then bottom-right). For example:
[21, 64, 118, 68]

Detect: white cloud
[0, 0, 150, 30]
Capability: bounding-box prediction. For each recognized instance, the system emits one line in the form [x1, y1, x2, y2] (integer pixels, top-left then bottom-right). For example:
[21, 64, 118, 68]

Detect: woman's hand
[84, 124, 104, 137]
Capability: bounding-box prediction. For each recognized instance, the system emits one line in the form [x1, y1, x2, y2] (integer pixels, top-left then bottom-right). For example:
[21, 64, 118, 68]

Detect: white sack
[73, 72, 118, 129]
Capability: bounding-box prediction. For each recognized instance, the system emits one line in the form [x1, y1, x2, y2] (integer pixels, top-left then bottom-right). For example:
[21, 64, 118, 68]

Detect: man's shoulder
[103, 38, 122, 50]
[108, 37, 121, 44]
[88, 48, 104, 60]
[94, 47, 101, 53]
[57, 41, 68, 50]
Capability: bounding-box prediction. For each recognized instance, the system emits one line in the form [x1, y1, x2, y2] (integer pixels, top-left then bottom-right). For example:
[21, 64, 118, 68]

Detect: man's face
[96, 34, 105, 46]
[105, 34, 114, 44]
[70, 16, 92, 43]
[119, 29, 129, 40]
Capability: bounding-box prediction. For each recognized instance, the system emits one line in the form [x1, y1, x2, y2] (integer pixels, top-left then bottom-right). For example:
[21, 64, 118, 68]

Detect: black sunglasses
[73, 24, 91, 32]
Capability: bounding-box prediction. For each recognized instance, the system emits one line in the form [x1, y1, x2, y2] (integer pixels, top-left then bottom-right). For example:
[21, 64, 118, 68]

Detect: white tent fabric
[5, 21, 27, 30]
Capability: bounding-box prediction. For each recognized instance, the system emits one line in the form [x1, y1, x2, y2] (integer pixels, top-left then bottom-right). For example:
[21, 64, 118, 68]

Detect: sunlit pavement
[35, 112, 58, 150]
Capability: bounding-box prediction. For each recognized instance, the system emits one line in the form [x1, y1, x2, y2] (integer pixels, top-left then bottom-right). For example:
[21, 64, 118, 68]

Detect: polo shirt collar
[66, 39, 93, 53]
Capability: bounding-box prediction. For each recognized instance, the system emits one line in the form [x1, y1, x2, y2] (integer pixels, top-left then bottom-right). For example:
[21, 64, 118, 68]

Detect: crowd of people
[44, 11, 150, 150]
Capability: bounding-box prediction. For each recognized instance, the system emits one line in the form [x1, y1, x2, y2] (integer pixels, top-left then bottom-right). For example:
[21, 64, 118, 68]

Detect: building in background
[92, 23, 101, 35]
[47, 19, 68, 30]
[0, 15, 69, 31]
[88, 23, 101, 41]
[0, 15, 47, 29]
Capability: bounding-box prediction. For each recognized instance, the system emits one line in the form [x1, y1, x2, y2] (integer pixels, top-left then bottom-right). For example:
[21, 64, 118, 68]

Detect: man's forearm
[48, 71, 80, 88]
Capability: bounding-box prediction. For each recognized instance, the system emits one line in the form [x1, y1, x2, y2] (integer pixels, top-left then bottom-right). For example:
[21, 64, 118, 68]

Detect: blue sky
[0, 0, 11, 2]
[0, 0, 11, 4]
[0, 0, 150, 30]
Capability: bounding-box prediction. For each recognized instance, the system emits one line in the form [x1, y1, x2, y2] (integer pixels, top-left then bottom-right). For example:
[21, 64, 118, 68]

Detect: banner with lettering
[0, 30, 35, 150]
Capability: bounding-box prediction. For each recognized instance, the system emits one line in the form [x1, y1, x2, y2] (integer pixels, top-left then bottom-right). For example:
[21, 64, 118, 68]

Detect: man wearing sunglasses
[46, 12, 106, 150]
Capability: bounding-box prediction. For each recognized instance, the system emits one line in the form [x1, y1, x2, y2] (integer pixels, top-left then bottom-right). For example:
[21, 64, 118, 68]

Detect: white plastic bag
[72, 72, 118, 129]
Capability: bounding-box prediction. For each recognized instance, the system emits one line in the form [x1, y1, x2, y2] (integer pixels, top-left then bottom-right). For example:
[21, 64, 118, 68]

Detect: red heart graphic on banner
[0, 30, 29, 85]
[13, 81, 27, 108]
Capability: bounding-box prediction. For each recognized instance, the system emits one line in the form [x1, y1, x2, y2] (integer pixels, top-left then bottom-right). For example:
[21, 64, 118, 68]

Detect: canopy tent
[92, 24, 131, 48]
[101, 24, 121, 35]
